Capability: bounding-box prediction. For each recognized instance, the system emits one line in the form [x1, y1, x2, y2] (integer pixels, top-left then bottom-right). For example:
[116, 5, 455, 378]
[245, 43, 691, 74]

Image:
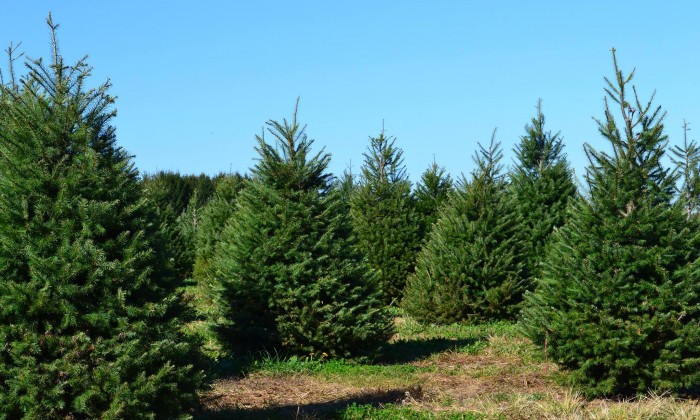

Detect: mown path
[196, 319, 700, 419]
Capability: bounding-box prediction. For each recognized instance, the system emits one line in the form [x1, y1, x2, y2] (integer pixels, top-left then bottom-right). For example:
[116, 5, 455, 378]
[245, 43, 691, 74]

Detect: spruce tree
[403, 134, 526, 323]
[350, 130, 420, 303]
[521, 50, 700, 397]
[510, 100, 576, 283]
[671, 119, 700, 219]
[414, 160, 453, 242]
[188, 173, 247, 357]
[211, 103, 392, 358]
[0, 17, 202, 417]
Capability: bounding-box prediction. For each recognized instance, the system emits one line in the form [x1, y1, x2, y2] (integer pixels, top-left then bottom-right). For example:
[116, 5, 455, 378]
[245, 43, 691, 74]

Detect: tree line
[2, 18, 700, 417]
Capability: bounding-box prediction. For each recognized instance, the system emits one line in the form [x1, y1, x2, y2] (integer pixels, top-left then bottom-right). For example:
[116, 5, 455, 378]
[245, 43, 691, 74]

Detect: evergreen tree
[510, 99, 576, 283]
[414, 160, 453, 242]
[0, 17, 202, 417]
[211, 102, 392, 358]
[141, 171, 215, 218]
[521, 50, 700, 397]
[350, 130, 420, 303]
[188, 173, 247, 357]
[335, 164, 356, 211]
[671, 119, 700, 219]
[403, 134, 526, 323]
[141, 171, 216, 282]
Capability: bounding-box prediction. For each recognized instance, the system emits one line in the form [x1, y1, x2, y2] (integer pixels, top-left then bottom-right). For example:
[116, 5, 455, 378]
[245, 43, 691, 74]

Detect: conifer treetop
[360, 126, 408, 185]
[585, 48, 672, 204]
[253, 98, 332, 192]
[671, 119, 700, 218]
[468, 129, 503, 187]
[514, 99, 567, 178]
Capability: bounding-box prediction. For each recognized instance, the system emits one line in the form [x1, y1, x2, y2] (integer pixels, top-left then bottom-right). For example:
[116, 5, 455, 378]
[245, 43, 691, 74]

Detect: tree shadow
[379, 337, 482, 364]
[195, 386, 422, 419]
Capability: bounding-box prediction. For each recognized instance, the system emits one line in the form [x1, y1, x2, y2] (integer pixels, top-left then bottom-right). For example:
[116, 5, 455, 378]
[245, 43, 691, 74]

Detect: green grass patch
[337, 403, 484, 419]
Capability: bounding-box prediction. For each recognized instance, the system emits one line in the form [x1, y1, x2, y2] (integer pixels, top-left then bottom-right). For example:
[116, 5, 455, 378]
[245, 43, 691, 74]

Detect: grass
[196, 311, 700, 419]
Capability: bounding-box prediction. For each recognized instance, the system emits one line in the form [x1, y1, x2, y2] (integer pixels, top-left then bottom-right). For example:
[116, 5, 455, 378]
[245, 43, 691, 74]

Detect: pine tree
[0, 17, 202, 417]
[510, 100, 576, 283]
[350, 130, 420, 303]
[414, 160, 453, 242]
[403, 133, 526, 323]
[521, 50, 700, 397]
[211, 102, 392, 358]
[188, 173, 247, 357]
[671, 119, 700, 219]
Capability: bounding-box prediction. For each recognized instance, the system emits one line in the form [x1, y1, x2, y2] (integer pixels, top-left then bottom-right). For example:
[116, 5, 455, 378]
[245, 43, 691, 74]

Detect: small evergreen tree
[521, 50, 700, 397]
[350, 130, 420, 303]
[671, 119, 700, 219]
[510, 99, 576, 283]
[211, 102, 392, 358]
[403, 133, 526, 323]
[0, 17, 202, 417]
[414, 160, 453, 242]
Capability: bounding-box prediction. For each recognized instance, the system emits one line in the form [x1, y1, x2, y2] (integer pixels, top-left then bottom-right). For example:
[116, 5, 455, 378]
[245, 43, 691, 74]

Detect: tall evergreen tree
[211, 103, 392, 358]
[414, 160, 453, 242]
[511, 100, 576, 282]
[350, 130, 420, 303]
[403, 134, 526, 323]
[0, 17, 202, 417]
[521, 50, 700, 397]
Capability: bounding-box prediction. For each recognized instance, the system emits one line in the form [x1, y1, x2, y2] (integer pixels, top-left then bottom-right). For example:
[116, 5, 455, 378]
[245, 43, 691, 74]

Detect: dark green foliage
[188, 173, 247, 356]
[335, 166, 356, 211]
[414, 161, 453, 242]
[0, 18, 202, 418]
[510, 100, 576, 282]
[403, 134, 526, 323]
[141, 171, 216, 218]
[211, 103, 392, 358]
[350, 131, 420, 304]
[141, 171, 217, 282]
[192, 173, 248, 292]
[521, 51, 700, 397]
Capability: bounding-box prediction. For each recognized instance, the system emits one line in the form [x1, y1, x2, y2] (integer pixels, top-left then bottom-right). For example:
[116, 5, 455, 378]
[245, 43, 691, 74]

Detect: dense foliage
[510, 100, 576, 282]
[0, 19, 202, 418]
[350, 131, 420, 303]
[210, 104, 393, 358]
[403, 135, 527, 323]
[188, 173, 247, 356]
[6, 15, 700, 413]
[414, 161, 453, 242]
[521, 51, 700, 397]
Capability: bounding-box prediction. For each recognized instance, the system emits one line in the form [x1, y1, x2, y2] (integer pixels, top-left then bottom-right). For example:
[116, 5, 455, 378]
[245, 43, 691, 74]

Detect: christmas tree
[350, 130, 420, 303]
[0, 17, 202, 417]
[212, 101, 392, 358]
[521, 50, 700, 397]
[403, 134, 526, 323]
[510, 99, 576, 283]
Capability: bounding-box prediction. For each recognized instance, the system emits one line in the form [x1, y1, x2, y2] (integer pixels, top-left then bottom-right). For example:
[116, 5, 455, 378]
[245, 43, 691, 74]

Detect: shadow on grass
[379, 337, 482, 364]
[195, 386, 421, 419]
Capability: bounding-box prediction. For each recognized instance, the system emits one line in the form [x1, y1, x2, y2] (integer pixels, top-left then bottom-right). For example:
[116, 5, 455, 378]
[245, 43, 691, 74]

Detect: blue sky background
[2, 1, 699, 183]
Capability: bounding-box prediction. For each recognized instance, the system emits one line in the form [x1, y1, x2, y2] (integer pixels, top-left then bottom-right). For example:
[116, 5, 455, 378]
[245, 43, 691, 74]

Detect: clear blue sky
[3, 1, 700, 183]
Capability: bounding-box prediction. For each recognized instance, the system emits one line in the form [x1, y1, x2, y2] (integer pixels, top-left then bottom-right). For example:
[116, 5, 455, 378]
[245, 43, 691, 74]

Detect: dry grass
[197, 320, 700, 419]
